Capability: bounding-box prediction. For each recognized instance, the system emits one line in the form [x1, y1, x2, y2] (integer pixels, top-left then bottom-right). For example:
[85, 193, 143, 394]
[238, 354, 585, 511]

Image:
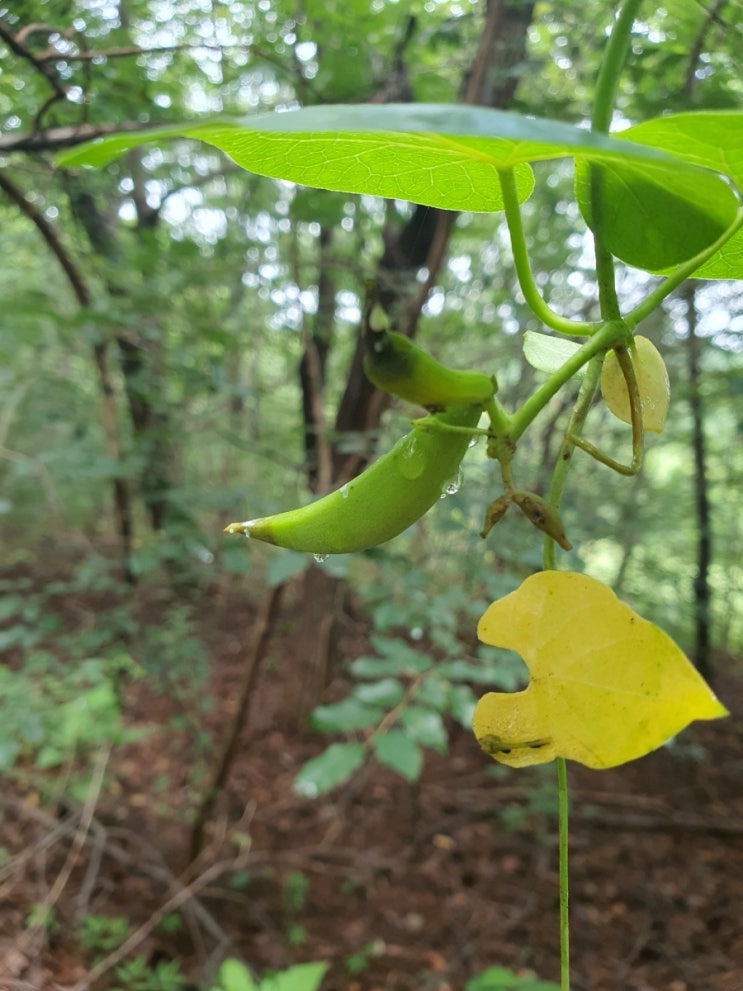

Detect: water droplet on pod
[313, 553, 329, 563]
[440, 469, 464, 498]
[397, 434, 427, 480]
[340, 483, 350, 500]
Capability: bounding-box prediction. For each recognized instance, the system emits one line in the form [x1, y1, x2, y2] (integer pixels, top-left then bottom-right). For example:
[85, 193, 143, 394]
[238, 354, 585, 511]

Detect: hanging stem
[557, 756, 571, 991]
[537, 7, 646, 988]
[568, 342, 645, 475]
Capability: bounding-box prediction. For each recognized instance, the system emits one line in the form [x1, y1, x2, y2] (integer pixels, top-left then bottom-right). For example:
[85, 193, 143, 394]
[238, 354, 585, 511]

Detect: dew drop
[313, 552, 329, 563]
[410, 626, 423, 641]
[397, 434, 427, 480]
[441, 468, 464, 498]
[468, 436, 479, 449]
[340, 483, 350, 500]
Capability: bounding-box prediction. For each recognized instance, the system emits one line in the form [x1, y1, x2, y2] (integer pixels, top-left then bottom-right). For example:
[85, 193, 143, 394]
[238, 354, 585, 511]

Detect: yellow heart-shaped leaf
[473, 572, 727, 770]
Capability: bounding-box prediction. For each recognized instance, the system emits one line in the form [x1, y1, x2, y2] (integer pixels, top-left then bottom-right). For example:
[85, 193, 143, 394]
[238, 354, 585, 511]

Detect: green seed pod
[225, 404, 482, 554]
[363, 293, 496, 409]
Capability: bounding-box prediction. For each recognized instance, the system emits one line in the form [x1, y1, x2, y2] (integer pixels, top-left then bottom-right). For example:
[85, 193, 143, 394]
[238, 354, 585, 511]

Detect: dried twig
[189, 585, 283, 861]
[1, 744, 111, 973]
[69, 804, 255, 991]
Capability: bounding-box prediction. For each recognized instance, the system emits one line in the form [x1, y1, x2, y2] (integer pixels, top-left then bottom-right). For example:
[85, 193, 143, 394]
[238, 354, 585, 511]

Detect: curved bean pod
[225, 404, 482, 554]
[363, 297, 496, 409]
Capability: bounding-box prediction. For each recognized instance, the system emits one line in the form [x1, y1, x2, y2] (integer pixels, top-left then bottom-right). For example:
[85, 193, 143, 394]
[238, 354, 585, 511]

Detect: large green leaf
[575, 154, 738, 272]
[58, 104, 727, 217]
[617, 112, 743, 279]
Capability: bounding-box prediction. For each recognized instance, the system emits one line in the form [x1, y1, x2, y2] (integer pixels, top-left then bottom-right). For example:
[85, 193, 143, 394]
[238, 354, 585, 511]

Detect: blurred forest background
[1, 0, 742, 989]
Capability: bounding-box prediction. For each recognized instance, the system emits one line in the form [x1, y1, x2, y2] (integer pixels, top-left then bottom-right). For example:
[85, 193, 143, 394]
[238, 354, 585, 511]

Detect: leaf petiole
[567, 343, 645, 476]
[497, 167, 600, 338]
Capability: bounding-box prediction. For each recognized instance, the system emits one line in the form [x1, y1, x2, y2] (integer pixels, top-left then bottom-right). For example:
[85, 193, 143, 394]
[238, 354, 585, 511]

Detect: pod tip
[224, 521, 250, 535]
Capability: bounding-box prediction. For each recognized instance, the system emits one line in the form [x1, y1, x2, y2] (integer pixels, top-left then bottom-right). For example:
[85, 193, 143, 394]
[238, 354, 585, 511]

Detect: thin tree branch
[34, 40, 255, 62]
[0, 120, 167, 154]
[5, 744, 111, 969]
[0, 17, 69, 126]
[682, 0, 728, 98]
[189, 585, 284, 862]
[0, 169, 91, 306]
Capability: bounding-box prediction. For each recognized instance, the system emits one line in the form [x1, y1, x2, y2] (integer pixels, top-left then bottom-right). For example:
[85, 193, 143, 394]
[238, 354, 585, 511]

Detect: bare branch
[34, 40, 251, 62]
[0, 119, 165, 155]
[6, 745, 111, 967]
[0, 169, 91, 306]
[683, 0, 728, 99]
[0, 16, 69, 124]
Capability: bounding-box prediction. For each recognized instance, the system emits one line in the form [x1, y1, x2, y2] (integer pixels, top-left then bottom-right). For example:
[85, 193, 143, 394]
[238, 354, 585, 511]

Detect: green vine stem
[542, 356, 603, 572]
[557, 756, 570, 991]
[591, 0, 644, 133]
[588, 0, 644, 322]
[497, 168, 599, 338]
[539, 6, 647, 989]
[567, 342, 645, 475]
[509, 319, 623, 441]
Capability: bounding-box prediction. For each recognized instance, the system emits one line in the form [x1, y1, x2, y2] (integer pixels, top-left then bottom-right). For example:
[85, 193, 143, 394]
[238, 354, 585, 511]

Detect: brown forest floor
[1, 583, 742, 991]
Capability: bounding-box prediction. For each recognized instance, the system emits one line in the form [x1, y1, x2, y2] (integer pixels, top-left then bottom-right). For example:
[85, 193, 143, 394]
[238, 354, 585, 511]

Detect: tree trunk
[64, 175, 180, 535]
[0, 168, 135, 582]
[684, 282, 714, 681]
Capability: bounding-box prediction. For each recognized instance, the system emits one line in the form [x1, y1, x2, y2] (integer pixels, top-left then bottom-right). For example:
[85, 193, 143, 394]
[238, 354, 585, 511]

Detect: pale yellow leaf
[473, 572, 727, 769]
[601, 336, 670, 434]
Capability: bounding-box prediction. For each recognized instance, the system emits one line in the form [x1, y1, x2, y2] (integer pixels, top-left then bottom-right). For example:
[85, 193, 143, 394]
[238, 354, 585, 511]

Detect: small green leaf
[447, 684, 478, 728]
[294, 743, 366, 798]
[261, 962, 329, 991]
[373, 730, 423, 782]
[214, 959, 258, 991]
[465, 966, 560, 990]
[399, 706, 448, 754]
[353, 677, 404, 707]
[266, 551, 308, 588]
[414, 675, 450, 712]
[522, 331, 583, 377]
[350, 652, 433, 678]
[309, 698, 383, 733]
